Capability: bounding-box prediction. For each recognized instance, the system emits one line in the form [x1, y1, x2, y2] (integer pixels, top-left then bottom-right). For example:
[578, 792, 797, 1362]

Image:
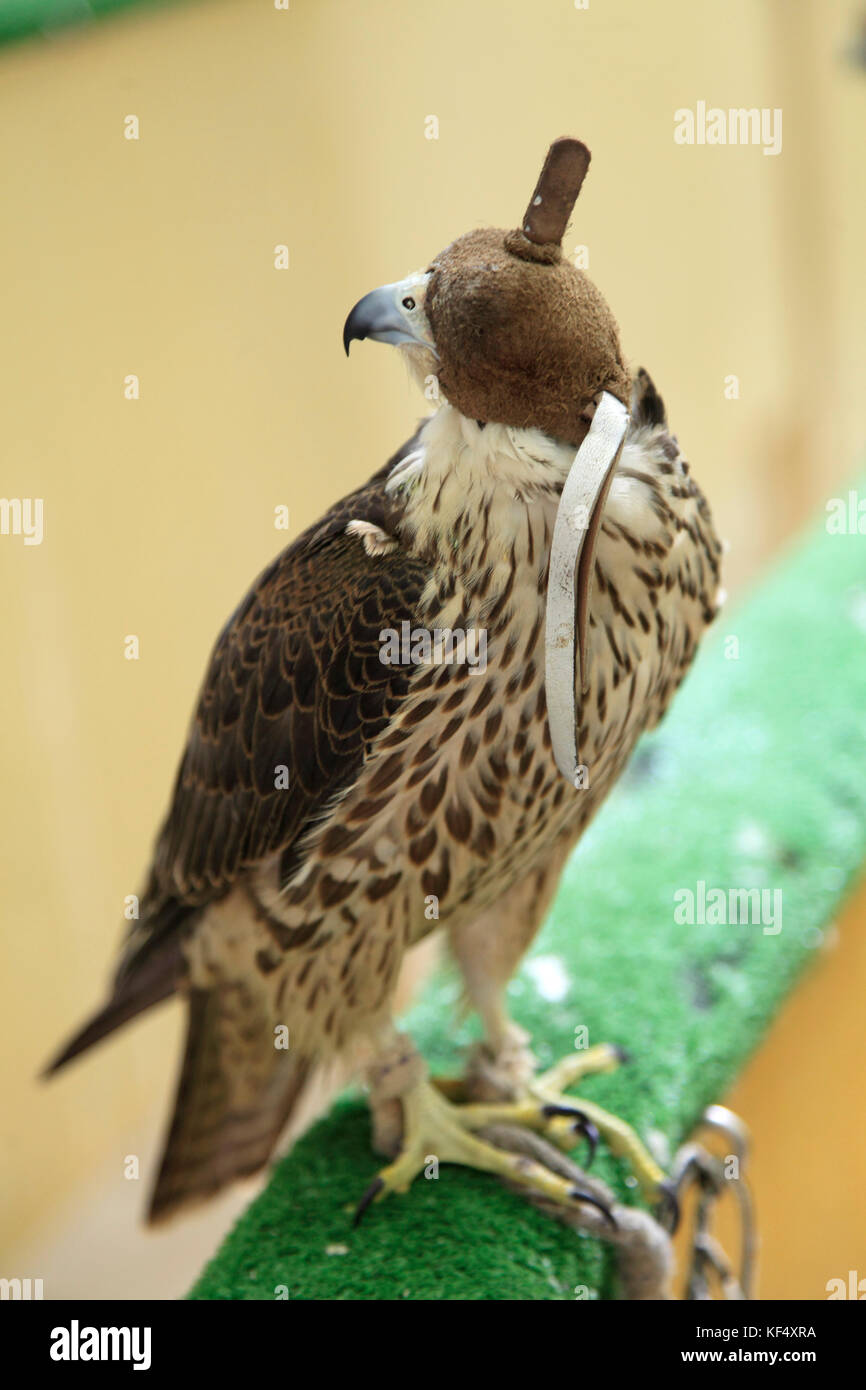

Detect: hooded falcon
[48, 139, 722, 1228]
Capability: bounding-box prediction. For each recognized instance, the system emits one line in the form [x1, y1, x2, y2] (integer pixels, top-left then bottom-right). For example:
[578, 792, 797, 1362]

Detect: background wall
[1, 0, 864, 1299]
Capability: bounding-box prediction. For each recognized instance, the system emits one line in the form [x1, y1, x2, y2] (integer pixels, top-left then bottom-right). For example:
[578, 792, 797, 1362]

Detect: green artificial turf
[0, 0, 184, 45]
[190, 478, 866, 1300]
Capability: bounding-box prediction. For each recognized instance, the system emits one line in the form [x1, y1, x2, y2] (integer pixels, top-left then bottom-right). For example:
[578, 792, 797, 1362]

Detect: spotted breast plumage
[48, 139, 721, 1227]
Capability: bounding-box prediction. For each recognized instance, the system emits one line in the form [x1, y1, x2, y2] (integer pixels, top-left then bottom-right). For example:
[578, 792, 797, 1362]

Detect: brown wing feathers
[154, 500, 430, 900]
[46, 438, 432, 1080]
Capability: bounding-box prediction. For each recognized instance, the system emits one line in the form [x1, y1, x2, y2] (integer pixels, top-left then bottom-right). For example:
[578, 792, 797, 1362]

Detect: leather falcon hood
[424, 138, 631, 447]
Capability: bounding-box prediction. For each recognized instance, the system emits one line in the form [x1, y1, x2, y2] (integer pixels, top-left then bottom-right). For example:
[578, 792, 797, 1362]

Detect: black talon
[612, 1044, 632, 1065]
[573, 1117, 600, 1168]
[541, 1104, 600, 1167]
[569, 1187, 618, 1230]
[655, 1180, 681, 1234]
[353, 1175, 385, 1227]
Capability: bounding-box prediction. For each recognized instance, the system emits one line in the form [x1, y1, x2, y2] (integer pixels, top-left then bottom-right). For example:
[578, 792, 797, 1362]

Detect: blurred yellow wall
[1, 0, 864, 1298]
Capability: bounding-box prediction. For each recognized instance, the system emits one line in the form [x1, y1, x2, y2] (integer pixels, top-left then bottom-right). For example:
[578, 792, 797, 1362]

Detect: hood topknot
[425, 137, 630, 447]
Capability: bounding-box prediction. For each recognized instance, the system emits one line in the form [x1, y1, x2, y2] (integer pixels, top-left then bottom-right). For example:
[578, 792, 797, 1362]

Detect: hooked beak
[343, 275, 434, 356]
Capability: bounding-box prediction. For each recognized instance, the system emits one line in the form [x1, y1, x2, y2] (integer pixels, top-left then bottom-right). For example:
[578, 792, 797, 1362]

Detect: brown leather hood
[426, 220, 630, 447]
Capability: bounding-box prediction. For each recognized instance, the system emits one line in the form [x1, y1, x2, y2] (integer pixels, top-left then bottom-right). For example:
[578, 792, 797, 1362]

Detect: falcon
[48, 139, 722, 1229]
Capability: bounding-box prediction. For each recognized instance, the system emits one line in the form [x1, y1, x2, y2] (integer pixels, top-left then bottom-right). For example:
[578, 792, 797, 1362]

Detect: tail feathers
[148, 987, 311, 1224]
[43, 930, 187, 1077]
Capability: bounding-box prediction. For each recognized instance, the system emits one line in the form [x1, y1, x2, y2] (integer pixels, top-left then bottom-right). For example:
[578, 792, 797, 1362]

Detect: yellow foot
[355, 1076, 617, 1228]
[433, 1041, 669, 1210]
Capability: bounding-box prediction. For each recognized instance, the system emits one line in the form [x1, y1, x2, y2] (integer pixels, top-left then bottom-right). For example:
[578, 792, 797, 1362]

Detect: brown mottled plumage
[47, 141, 722, 1225]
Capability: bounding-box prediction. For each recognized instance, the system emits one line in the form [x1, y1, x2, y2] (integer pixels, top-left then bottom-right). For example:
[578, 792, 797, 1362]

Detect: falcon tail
[44, 901, 314, 1223]
[42, 929, 187, 1077]
[148, 989, 312, 1224]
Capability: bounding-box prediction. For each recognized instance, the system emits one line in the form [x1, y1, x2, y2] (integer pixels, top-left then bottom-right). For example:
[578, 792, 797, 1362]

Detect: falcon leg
[429, 860, 668, 1213]
[430, 1016, 536, 1103]
[531, 1049, 667, 1203]
[358, 1032, 616, 1226]
[458, 1037, 668, 1205]
[443, 972, 667, 1206]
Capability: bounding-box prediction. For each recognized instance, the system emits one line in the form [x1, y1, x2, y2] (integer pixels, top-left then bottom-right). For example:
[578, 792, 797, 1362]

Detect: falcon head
[343, 138, 630, 448]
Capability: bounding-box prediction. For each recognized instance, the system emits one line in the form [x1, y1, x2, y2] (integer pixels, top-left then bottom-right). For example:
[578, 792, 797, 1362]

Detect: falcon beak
[343, 274, 435, 356]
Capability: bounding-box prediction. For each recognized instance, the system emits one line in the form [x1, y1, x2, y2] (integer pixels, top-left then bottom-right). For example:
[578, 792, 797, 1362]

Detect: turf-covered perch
[0, 0, 176, 45]
[189, 479, 866, 1300]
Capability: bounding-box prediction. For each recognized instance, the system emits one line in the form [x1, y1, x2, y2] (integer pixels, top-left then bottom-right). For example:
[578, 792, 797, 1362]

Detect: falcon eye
[402, 296, 416, 310]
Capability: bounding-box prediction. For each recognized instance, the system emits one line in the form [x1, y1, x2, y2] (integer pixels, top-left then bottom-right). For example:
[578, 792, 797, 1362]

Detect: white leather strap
[545, 391, 629, 786]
